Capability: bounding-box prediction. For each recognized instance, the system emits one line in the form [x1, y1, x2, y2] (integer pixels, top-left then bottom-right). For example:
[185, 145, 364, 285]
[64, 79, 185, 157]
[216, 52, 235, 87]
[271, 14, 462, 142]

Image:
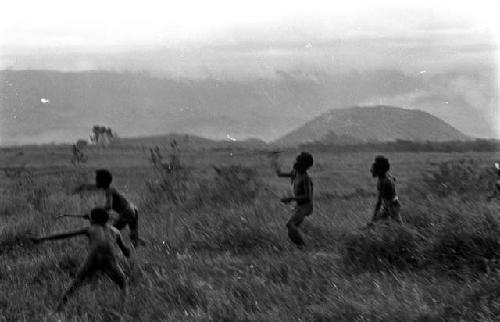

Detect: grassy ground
[1, 145, 500, 321]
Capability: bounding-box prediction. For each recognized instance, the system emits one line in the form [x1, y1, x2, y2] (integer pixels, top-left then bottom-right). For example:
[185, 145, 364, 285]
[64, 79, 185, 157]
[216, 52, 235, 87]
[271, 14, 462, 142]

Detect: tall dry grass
[1, 149, 500, 320]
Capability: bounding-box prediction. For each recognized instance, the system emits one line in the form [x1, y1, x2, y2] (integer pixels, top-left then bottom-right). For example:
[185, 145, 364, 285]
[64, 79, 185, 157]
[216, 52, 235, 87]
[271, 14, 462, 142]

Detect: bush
[430, 212, 500, 271]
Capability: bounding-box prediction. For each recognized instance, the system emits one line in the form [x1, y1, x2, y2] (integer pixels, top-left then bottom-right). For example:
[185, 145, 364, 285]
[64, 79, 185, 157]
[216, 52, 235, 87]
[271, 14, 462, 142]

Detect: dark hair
[296, 152, 314, 170]
[90, 208, 109, 225]
[95, 169, 112, 188]
[373, 155, 390, 174]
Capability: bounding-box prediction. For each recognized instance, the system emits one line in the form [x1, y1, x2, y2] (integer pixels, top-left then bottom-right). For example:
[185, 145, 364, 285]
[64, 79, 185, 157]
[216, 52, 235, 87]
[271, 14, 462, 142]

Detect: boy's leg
[101, 258, 128, 318]
[375, 204, 390, 222]
[129, 209, 139, 248]
[104, 259, 129, 314]
[57, 256, 96, 310]
[113, 217, 127, 231]
[389, 201, 403, 224]
[105, 259, 128, 291]
[286, 205, 310, 246]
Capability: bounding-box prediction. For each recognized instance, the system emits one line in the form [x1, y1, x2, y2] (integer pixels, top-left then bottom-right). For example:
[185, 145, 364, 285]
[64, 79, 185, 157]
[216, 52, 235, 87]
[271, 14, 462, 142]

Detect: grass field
[1, 144, 500, 321]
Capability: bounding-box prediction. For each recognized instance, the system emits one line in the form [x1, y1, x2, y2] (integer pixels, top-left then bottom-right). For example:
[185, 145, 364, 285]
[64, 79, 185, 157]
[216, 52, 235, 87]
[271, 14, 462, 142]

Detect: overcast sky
[0, 0, 499, 141]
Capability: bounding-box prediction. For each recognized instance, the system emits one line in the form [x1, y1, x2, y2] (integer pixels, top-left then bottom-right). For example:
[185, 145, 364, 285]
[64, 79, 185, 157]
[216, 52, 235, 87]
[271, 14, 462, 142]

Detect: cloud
[358, 69, 498, 137]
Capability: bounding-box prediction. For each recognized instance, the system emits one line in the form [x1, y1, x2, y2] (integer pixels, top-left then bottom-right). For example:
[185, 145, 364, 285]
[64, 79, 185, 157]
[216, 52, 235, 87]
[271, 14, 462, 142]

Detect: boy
[31, 208, 130, 310]
[487, 162, 500, 201]
[275, 152, 314, 247]
[73, 169, 141, 247]
[370, 155, 402, 224]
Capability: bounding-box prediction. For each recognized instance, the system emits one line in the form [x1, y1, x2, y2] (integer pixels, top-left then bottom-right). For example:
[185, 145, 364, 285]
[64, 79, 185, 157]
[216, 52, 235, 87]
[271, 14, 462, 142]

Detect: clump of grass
[203, 165, 262, 206]
[0, 218, 38, 255]
[342, 205, 500, 273]
[156, 276, 208, 310]
[341, 222, 427, 270]
[439, 274, 500, 320]
[430, 211, 500, 271]
[0, 194, 33, 217]
[211, 217, 283, 253]
[420, 158, 494, 198]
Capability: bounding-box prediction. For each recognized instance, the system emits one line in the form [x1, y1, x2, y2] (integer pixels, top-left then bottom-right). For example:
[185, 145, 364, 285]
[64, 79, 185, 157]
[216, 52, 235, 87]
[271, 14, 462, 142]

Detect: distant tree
[90, 125, 116, 145]
[76, 139, 88, 149]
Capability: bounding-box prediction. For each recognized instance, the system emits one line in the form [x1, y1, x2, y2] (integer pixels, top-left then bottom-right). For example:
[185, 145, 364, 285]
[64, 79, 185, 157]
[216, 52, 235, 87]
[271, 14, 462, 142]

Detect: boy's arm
[271, 158, 293, 178]
[371, 194, 382, 221]
[72, 184, 98, 194]
[32, 228, 88, 243]
[55, 213, 90, 220]
[276, 170, 293, 178]
[104, 188, 113, 211]
[116, 234, 131, 258]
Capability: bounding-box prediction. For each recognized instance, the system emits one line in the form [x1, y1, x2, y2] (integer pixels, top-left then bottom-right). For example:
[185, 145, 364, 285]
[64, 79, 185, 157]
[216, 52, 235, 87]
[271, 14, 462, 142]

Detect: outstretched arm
[72, 184, 99, 194]
[269, 155, 292, 178]
[32, 228, 88, 243]
[276, 169, 293, 178]
[55, 213, 90, 221]
[116, 234, 131, 258]
[487, 183, 500, 201]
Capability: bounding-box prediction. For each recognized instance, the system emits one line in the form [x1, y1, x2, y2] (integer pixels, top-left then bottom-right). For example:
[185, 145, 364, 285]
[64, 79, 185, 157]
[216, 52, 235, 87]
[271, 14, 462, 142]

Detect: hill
[114, 133, 268, 150]
[275, 106, 469, 146]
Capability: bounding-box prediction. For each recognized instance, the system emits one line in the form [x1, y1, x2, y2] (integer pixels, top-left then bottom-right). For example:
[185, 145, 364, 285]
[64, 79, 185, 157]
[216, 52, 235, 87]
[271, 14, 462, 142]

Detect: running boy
[487, 162, 500, 201]
[275, 152, 314, 247]
[73, 169, 140, 247]
[32, 208, 130, 310]
[370, 155, 403, 224]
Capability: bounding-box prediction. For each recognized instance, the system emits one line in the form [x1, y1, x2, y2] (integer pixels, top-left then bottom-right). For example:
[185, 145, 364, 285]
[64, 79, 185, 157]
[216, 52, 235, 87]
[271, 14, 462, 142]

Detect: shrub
[142, 142, 191, 211]
[212, 218, 282, 253]
[420, 159, 494, 198]
[206, 165, 261, 205]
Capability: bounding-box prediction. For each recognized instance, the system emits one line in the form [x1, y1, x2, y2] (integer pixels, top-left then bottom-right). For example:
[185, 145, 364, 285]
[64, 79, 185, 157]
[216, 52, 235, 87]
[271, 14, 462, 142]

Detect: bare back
[86, 225, 121, 258]
[377, 174, 397, 202]
[292, 172, 313, 205]
[105, 187, 135, 216]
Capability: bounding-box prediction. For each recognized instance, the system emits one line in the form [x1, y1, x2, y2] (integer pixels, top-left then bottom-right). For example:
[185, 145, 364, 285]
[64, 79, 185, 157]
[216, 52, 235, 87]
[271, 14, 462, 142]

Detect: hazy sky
[1, 0, 498, 69]
[0, 0, 499, 142]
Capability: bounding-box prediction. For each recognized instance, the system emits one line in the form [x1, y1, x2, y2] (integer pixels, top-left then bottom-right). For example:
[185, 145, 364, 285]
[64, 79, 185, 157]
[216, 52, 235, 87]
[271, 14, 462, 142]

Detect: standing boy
[73, 169, 140, 247]
[275, 152, 314, 247]
[370, 155, 402, 224]
[487, 162, 500, 201]
[32, 208, 130, 310]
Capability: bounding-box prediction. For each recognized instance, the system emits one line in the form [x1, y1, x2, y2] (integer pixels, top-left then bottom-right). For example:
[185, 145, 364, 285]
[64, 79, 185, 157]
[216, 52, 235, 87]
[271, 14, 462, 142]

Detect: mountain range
[0, 70, 481, 145]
